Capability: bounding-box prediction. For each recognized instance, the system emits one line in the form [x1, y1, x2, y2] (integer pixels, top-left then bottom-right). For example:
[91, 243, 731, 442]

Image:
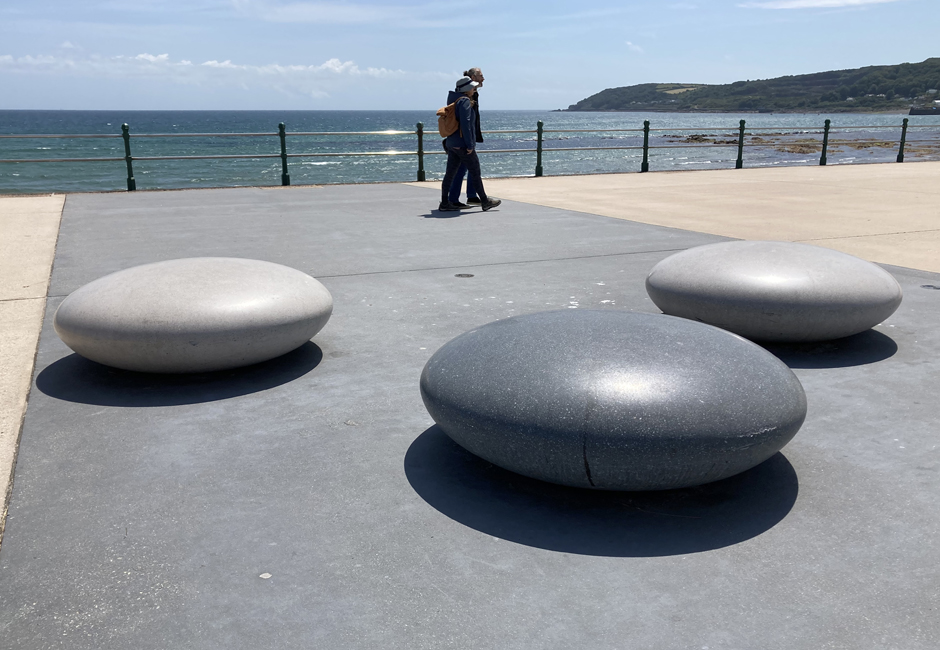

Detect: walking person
[447, 67, 485, 207]
[439, 77, 501, 212]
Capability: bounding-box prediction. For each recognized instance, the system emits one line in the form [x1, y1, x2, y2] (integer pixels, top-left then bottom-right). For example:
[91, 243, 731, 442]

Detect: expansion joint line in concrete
[796, 228, 940, 242]
[0, 296, 52, 305]
[315, 246, 692, 280]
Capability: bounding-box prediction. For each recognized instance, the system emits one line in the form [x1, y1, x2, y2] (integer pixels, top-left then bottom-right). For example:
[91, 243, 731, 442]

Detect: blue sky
[1, 0, 936, 110]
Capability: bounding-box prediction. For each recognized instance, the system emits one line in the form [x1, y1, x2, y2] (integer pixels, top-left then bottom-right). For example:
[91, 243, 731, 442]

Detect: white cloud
[625, 41, 644, 54]
[740, 0, 900, 8]
[0, 51, 438, 99]
[136, 53, 170, 62]
[0, 51, 405, 78]
[198, 56, 402, 77]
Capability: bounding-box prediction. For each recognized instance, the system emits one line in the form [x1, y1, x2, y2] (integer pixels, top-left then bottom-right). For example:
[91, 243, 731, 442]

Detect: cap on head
[455, 76, 479, 93]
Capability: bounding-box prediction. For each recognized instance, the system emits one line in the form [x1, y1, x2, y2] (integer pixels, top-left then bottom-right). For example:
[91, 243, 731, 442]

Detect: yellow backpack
[436, 102, 460, 138]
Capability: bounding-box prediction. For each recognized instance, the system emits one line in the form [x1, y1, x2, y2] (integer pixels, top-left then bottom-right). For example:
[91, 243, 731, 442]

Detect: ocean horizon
[2, 109, 938, 194]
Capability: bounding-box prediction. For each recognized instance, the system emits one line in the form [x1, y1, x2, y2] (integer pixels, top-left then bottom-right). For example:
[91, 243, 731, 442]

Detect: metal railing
[1, 118, 936, 191]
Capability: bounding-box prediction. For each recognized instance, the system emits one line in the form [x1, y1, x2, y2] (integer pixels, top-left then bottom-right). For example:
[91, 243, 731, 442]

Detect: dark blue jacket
[444, 91, 479, 150]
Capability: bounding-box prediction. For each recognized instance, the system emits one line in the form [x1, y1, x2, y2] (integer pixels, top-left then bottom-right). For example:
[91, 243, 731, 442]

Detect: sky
[1, 0, 937, 110]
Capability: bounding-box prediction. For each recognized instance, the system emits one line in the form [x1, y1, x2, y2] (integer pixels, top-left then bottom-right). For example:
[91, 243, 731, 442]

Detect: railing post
[278, 123, 290, 186]
[535, 120, 544, 177]
[121, 123, 136, 191]
[897, 117, 909, 163]
[416, 122, 426, 181]
[820, 119, 831, 166]
[735, 119, 746, 169]
[641, 120, 650, 172]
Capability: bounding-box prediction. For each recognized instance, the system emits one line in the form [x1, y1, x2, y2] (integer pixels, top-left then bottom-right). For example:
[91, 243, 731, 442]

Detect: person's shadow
[35, 342, 323, 407]
[422, 208, 469, 219]
[405, 426, 799, 557]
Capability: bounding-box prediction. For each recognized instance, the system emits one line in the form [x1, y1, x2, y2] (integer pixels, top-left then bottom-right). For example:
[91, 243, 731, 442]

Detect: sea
[1, 110, 938, 194]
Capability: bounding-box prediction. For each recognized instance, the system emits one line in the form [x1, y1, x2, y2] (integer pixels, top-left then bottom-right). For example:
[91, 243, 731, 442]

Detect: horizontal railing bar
[649, 144, 738, 149]
[3, 124, 936, 141]
[652, 127, 759, 132]
[827, 139, 898, 144]
[542, 146, 646, 152]
[828, 125, 912, 130]
[3, 135, 930, 165]
[286, 151, 416, 157]
[741, 143, 816, 148]
[0, 133, 122, 139]
[133, 154, 281, 160]
[423, 149, 536, 155]
[131, 132, 276, 138]
[542, 128, 644, 133]
[0, 157, 125, 163]
[288, 130, 415, 136]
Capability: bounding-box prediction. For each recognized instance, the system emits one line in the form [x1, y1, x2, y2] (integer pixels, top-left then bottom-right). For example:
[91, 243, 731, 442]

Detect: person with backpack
[447, 67, 485, 207]
[439, 77, 501, 212]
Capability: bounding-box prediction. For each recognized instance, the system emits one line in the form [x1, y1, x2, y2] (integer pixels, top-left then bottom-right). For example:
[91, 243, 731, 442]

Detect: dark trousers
[448, 164, 478, 203]
[441, 142, 486, 204]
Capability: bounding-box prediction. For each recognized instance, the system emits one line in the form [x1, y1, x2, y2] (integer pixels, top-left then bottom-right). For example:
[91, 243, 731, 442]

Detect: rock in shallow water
[420, 310, 806, 491]
[54, 257, 333, 373]
[646, 241, 902, 342]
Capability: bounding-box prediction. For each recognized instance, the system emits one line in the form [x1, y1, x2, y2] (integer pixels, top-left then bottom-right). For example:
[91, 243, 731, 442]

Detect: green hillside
[565, 58, 940, 113]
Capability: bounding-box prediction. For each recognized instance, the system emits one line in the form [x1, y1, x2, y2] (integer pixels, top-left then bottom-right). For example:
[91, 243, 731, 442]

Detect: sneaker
[452, 201, 471, 209]
[466, 197, 482, 204]
[438, 201, 460, 211]
[481, 198, 502, 211]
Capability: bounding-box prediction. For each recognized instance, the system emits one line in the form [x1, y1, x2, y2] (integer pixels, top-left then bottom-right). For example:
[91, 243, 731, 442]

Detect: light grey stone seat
[420, 310, 806, 491]
[646, 241, 902, 342]
[54, 257, 333, 373]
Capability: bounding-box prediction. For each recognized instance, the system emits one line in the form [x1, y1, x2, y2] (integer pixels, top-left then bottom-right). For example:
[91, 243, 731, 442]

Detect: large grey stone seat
[645, 241, 902, 342]
[420, 310, 806, 491]
[54, 257, 333, 373]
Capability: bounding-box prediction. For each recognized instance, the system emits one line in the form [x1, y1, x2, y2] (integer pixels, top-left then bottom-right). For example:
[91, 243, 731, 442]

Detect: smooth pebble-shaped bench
[646, 241, 902, 342]
[54, 257, 333, 373]
[420, 310, 806, 491]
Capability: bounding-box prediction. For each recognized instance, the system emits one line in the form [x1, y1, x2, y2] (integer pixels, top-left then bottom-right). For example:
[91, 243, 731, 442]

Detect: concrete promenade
[414, 160, 940, 273]
[1, 162, 939, 649]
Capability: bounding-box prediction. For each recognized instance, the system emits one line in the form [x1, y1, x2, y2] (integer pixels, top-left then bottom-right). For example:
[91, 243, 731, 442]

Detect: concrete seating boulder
[54, 257, 333, 373]
[646, 241, 902, 342]
[420, 310, 806, 491]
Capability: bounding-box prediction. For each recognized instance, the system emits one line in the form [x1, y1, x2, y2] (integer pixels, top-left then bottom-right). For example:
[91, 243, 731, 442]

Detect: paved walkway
[3, 161, 939, 545]
[412, 160, 940, 273]
[1, 163, 939, 648]
[0, 195, 63, 539]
